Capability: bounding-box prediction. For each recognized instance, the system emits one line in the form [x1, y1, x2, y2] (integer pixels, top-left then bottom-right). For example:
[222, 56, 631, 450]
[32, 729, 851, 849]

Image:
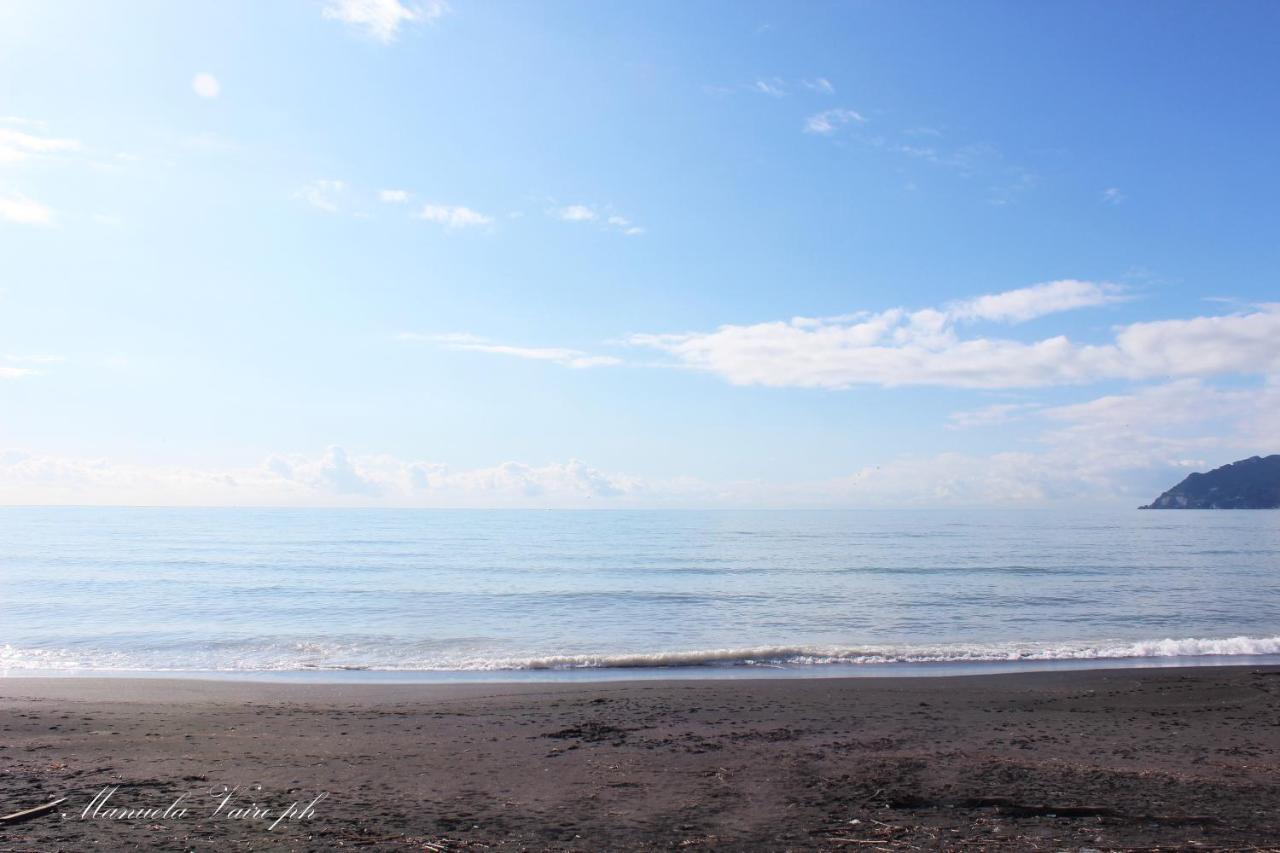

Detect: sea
[2, 507, 1279, 681]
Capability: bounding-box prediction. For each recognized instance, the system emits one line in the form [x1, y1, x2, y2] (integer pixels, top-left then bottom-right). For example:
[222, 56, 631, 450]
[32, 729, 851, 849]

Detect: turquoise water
[2, 507, 1279, 678]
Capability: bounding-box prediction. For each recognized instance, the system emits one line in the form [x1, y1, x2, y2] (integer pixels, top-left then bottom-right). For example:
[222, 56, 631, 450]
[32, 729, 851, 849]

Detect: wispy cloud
[379, 189, 409, 203]
[810, 119, 1038, 206]
[752, 78, 787, 97]
[3, 353, 64, 365]
[0, 193, 54, 226]
[400, 332, 621, 369]
[629, 283, 1280, 390]
[0, 125, 80, 163]
[892, 140, 1038, 203]
[0, 116, 48, 130]
[803, 107, 865, 135]
[606, 215, 644, 236]
[947, 402, 1039, 429]
[295, 179, 345, 213]
[948, 279, 1127, 323]
[323, 0, 449, 42]
[986, 167, 1037, 207]
[550, 203, 643, 236]
[1101, 187, 1126, 205]
[705, 77, 836, 100]
[0, 352, 60, 379]
[416, 204, 492, 228]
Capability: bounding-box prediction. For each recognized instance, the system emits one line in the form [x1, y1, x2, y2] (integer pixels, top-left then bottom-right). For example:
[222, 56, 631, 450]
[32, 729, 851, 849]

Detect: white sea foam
[455, 636, 1280, 671]
[4, 636, 1280, 673]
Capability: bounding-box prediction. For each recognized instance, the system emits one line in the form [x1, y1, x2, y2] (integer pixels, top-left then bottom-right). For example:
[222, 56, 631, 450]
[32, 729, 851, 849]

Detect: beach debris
[0, 797, 67, 825]
[959, 796, 1222, 825]
[542, 721, 632, 743]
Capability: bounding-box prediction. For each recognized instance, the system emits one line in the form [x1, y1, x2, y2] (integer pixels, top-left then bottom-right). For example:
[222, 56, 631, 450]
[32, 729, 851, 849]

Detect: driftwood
[959, 796, 1220, 825]
[0, 797, 67, 825]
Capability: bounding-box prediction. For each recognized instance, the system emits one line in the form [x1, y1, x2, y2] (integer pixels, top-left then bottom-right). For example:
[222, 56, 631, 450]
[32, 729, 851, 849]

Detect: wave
[460, 636, 1280, 670]
[4, 635, 1280, 673]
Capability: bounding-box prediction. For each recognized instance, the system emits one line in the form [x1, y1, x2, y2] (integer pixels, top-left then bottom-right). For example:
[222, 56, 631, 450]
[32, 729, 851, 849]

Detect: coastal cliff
[1141, 454, 1280, 509]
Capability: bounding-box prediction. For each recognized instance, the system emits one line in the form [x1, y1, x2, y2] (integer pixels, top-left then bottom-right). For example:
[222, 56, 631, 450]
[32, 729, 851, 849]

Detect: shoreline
[5, 652, 1280, 684]
[4, 659, 1280, 697]
[4, 664, 1280, 849]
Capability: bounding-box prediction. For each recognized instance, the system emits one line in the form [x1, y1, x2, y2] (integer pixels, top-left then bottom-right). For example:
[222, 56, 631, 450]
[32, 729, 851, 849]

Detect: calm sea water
[2, 507, 1279, 679]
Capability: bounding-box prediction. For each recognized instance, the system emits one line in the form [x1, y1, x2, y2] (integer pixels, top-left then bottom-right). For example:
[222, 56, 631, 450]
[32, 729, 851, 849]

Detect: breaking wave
[3, 635, 1280, 673]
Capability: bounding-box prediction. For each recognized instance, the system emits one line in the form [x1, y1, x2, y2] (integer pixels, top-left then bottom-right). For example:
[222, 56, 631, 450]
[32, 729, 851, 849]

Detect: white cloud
[379, 189, 409, 203]
[400, 332, 621, 369]
[948, 279, 1126, 323]
[803, 108, 865, 134]
[946, 402, 1039, 429]
[323, 0, 449, 42]
[752, 78, 787, 97]
[0, 127, 80, 163]
[607, 214, 644, 236]
[0, 193, 53, 226]
[766, 379, 1278, 506]
[191, 72, 220, 99]
[0, 376, 1272, 507]
[630, 282, 1280, 390]
[2, 377, 1269, 507]
[551, 204, 643, 235]
[556, 204, 596, 222]
[802, 78, 835, 94]
[416, 204, 492, 228]
[0, 116, 49, 130]
[295, 179, 345, 213]
[416, 458, 641, 501]
[0, 352, 60, 381]
[1102, 187, 1125, 205]
[313, 445, 380, 495]
[0, 446, 652, 507]
[0, 353, 62, 380]
[1039, 379, 1266, 440]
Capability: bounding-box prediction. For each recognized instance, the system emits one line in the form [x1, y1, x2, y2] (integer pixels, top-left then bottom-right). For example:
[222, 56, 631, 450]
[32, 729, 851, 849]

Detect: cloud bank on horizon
[2, 373, 1274, 506]
[0, 0, 1277, 507]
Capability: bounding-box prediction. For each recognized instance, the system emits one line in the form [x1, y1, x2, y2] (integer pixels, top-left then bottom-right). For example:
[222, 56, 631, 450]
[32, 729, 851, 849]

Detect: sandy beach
[0, 666, 1278, 850]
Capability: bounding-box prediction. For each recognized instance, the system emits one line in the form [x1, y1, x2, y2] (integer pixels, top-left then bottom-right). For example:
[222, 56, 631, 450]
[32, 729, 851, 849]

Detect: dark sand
[3, 666, 1280, 851]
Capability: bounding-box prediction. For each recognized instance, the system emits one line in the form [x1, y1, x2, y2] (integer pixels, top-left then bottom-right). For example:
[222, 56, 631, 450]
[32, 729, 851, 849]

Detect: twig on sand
[343, 834, 407, 847]
[0, 798, 67, 825]
[961, 797, 1221, 825]
[858, 787, 884, 805]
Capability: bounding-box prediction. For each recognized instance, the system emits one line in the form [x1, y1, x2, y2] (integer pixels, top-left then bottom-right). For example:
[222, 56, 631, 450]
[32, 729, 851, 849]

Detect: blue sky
[1, 0, 1278, 506]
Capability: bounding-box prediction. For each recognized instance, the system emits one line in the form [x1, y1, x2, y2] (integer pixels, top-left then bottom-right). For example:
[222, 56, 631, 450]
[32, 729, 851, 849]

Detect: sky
[1, 0, 1278, 507]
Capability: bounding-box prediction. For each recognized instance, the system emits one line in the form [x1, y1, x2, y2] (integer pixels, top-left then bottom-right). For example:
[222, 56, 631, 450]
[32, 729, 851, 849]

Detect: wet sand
[2, 666, 1280, 850]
